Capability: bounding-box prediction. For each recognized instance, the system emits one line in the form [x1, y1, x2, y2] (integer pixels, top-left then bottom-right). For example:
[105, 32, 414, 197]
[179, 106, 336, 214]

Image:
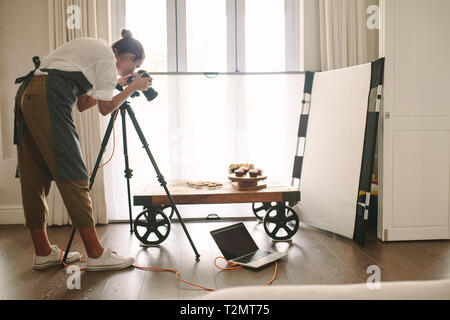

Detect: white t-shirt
[40, 37, 118, 101]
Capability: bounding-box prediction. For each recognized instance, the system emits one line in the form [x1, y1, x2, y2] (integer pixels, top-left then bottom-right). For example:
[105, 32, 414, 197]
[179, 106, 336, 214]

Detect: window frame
[117, 0, 300, 73]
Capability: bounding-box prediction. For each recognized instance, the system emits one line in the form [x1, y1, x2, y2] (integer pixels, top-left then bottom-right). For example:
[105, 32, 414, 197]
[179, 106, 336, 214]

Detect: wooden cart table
[133, 179, 301, 246]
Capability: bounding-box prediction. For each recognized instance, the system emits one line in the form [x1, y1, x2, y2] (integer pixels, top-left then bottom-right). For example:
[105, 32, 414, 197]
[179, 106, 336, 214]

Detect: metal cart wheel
[134, 207, 171, 245]
[252, 202, 277, 221]
[263, 202, 299, 240]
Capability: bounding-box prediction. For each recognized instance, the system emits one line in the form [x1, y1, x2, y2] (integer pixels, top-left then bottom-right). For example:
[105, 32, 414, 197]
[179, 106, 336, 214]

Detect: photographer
[14, 29, 151, 271]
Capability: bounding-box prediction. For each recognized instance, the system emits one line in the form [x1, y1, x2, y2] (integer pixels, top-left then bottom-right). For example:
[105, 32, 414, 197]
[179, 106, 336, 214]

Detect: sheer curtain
[318, 0, 379, 71]
[46, 0, 108, 225]
[103, 73, 304, 220]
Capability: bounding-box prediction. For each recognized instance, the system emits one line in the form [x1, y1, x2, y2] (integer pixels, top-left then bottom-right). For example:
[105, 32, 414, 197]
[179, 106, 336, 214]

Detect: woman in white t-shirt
[14, 29, 150, 271]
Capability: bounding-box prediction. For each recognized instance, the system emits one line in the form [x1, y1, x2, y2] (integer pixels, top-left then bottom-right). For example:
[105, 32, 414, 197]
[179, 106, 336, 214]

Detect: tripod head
[116, 70, 158, 101]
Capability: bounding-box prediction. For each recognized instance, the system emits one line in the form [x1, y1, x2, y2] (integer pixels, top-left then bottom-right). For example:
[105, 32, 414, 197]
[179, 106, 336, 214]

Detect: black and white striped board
[291, 58, 385, 246]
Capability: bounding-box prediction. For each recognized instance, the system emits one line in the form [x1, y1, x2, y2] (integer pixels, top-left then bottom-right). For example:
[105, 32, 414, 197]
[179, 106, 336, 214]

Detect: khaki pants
[16, 75, 95, 229]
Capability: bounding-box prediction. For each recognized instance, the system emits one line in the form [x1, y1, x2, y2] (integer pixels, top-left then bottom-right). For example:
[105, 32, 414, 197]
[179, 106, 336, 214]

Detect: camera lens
[142, 87, 158, 101]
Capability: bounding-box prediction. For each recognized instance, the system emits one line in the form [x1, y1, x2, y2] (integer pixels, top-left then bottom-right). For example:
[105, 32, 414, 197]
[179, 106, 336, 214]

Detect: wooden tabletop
[133, 179, 300, 206]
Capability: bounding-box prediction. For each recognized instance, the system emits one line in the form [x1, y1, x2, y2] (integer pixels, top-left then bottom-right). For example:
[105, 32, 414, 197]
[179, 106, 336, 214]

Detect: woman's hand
[117, 73, 135, 87]
[129, 73, 153, 91]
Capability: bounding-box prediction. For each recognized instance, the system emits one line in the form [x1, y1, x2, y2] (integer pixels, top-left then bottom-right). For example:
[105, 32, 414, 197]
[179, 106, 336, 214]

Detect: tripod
[62, 99, 200, 263]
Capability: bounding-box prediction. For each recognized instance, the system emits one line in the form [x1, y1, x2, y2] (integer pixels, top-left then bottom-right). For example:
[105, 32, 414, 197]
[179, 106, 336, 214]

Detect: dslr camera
[116, 70, 158, 101]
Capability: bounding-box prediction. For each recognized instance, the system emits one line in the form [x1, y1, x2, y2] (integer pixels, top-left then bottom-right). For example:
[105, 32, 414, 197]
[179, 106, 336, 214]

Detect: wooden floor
[0, 220, 449, 300]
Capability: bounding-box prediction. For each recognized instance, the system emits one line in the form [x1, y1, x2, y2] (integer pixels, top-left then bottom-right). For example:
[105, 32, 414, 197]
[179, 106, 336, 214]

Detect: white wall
[0, 0, 50, 223]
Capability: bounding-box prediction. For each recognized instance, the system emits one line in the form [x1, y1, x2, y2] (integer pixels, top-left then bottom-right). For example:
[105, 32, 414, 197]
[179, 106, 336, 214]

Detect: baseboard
[0, 206, 25, 225]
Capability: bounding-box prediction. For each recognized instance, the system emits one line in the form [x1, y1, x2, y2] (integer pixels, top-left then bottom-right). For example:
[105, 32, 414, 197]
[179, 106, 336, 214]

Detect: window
[107, 1, 302, 221]
[245, 0, 285, 72]
[125, 0, 168, 72]
[186, 0, 227, 71]
[125, 0, 299, 73]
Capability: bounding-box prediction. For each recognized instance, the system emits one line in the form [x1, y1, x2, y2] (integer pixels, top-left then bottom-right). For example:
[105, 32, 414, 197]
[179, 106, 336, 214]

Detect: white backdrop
[101, 73, 304, 220]
[293, 63, 372, 239]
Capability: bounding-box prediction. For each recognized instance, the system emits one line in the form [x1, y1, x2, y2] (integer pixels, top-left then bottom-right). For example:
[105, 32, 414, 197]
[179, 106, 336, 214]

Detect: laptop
[210, 222, 287, 269]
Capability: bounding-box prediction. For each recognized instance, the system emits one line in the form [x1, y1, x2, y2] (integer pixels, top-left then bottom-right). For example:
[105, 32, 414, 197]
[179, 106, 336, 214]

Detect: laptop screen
[210, 223, 259, 260]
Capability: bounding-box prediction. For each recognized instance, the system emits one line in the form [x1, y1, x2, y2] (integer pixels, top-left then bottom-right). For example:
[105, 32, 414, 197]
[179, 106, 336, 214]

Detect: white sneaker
[86, 248, 134, 271]
[33, 244, 81, 270]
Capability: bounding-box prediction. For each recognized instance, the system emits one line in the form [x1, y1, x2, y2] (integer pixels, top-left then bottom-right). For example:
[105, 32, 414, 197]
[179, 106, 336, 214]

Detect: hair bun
[121, 29, 133, 40]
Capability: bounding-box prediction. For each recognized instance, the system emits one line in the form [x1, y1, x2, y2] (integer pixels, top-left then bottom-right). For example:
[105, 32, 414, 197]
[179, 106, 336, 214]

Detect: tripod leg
[62, 228, 77, 265]
[125, 105, 200, 259]
[120, 108, 134, 233]
[62, 109, 118, 264]
[89, 109, 119, 191]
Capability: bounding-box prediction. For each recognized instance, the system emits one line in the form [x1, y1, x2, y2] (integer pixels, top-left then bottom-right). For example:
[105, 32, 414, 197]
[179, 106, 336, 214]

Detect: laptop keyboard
[233, 250, 272, 264]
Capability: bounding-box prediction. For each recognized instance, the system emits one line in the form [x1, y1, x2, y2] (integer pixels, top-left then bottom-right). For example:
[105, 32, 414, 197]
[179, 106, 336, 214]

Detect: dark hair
[112, 29, 145, 62]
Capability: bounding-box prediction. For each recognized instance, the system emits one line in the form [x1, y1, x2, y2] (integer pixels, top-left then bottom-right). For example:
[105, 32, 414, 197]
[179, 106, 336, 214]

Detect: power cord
[59, 235, 278, 291]
[95, 108, 119, 172]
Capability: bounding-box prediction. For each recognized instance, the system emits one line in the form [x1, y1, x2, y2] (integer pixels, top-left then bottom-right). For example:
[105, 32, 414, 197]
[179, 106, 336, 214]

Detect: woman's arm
[76, 73, 139, 113]
[77, 95, 98, 112]
[97, 84, 139, 116]
[97, 73, 152, 116]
